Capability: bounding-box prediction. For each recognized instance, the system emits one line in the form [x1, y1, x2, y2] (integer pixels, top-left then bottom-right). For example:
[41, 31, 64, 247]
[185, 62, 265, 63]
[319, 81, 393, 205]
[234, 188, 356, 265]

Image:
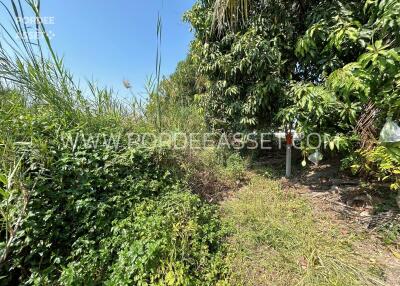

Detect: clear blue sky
[31, 0, 195, 96]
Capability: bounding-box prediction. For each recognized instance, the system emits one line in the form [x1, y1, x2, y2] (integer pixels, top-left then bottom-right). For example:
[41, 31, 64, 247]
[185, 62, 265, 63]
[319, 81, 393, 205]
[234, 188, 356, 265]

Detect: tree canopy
[183, 0, 400, 187]
[185, 0, 399, 131]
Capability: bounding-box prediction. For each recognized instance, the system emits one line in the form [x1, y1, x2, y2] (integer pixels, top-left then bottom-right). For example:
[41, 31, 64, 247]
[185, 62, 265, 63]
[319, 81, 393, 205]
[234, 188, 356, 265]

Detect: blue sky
[19, 0, 195, 96]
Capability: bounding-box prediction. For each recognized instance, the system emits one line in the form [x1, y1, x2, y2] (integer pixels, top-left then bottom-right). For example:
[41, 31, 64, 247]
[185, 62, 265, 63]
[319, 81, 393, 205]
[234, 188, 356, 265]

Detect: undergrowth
[221, 175, 385, 286]
[0, 1, 229, 283]
[0, 133, 230, 285]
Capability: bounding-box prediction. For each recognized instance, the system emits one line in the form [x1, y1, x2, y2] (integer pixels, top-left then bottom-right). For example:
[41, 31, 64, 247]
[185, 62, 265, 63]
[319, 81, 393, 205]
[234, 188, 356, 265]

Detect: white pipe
[286, 144, 291, 178]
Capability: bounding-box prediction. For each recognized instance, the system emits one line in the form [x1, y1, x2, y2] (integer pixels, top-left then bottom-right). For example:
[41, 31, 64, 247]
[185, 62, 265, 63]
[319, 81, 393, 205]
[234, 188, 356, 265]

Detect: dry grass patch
[221, 175, 385, 286]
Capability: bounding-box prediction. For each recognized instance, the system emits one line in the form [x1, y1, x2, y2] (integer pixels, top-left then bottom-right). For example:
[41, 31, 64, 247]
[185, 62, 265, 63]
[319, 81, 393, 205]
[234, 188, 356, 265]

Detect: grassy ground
[221, 173, 385, 286]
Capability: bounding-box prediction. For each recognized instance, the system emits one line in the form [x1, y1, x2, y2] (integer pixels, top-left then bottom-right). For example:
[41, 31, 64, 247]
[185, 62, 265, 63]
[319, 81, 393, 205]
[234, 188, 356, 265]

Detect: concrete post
[285, 132, 292, 178]
[286, 144, 291, 178]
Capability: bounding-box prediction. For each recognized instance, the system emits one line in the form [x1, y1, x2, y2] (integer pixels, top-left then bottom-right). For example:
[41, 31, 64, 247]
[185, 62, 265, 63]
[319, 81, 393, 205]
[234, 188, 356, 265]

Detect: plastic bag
[380, 119, 400, 143]
[308, 150, 323, 165]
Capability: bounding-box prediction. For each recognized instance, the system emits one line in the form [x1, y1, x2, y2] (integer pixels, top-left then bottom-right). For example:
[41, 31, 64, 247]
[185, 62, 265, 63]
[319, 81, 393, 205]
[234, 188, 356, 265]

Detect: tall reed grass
[0, 0, 142, 131]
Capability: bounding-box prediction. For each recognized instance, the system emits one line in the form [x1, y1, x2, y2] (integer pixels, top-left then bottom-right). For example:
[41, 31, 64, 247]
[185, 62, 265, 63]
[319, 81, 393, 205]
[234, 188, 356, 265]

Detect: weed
[221, 175, 384, 286]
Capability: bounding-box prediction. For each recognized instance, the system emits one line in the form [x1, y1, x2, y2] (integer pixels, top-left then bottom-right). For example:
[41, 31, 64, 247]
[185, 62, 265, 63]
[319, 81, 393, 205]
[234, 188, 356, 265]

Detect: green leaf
[0, 188, 8, 199]
[329, 141, 335, 151]
[0, 174, 7, 186]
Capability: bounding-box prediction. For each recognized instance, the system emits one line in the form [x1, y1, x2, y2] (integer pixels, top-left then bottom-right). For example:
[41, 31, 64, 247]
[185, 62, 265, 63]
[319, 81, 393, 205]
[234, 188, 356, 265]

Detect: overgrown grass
[221, 175, 384, 286]
[2, 1, 394, 285]
[0, 1, 229, 284]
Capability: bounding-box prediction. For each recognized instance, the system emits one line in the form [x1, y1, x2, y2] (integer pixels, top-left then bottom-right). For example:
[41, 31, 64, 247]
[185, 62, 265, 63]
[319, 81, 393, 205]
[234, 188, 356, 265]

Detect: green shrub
[354, 145, 400, 193]
[60, 191, 227, 285]
[378, 221, 400, 246]
[0, 141, 228, 285]
[0, 2, 229, 284]
[225, 153, 246, 180]
[191, 148, 247, 182]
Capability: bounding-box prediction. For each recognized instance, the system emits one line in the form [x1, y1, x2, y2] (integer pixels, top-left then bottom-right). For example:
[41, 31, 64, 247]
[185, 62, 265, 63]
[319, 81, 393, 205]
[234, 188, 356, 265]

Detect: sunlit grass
[221, 175, 385, 286]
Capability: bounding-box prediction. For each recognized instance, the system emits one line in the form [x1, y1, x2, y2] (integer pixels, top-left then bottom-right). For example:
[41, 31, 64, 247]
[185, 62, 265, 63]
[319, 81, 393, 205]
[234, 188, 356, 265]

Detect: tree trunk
[397, 190, 400, 209]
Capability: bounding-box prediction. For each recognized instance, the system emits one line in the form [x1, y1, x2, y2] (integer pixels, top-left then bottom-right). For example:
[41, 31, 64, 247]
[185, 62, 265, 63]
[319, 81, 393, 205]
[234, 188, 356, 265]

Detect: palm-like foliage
[212, 0, 250, 32]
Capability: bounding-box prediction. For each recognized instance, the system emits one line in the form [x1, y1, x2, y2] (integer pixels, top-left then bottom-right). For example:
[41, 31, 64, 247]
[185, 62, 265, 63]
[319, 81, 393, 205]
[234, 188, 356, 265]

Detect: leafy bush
[0, 140, 228, 285]
[0, 1, 232, 285]
[60, 191, 227, 285]
[359, 145, 400, 194]
[378, 221, 400, 246]
[191, 148, 246, 181]
[225, 153, 246, 180]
